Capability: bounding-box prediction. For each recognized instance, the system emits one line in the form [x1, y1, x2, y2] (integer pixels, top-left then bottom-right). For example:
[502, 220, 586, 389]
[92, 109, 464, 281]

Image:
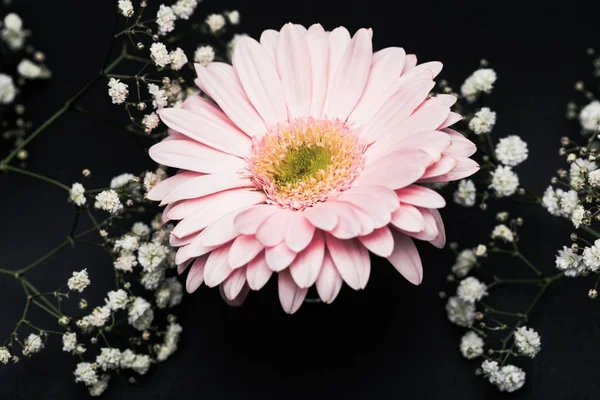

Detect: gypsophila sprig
[68, 269, 90, 292]
[514, 326, 541, 358]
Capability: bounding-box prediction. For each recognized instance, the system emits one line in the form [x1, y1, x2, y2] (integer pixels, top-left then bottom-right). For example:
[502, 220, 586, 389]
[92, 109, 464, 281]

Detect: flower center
[249, 118, 365, 210]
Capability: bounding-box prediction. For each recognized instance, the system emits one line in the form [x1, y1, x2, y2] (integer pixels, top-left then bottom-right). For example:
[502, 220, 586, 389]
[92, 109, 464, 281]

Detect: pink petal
[390, 203, 426, 232]
[259, 30, 279, 63]
[246, 252, 273, 290]
[323, 28, 372, 120]
[255, 208, 295, 247]
[181, 237, 218, 260]
[195, 62, 266, 136]
[186, 255, 208, 293]
[228, 235, 264, 269]
[221, 267, 247, 300]
[444, 129, 477, 157]
[395, 185, 446, 208]
[219, 282, 249, 307]
[345, 184, 399, 210]
[177, 259, 193, 275]
[232, 37, 287, 126]
[419, 157, 480, 183]
[433, 94, 457, 107]
[168, 189, 249, 221]
[355, 150, 431, 189]
[329, 202, 362, 239]
[159, 108, 251, 157]
[438, 112, 462, 130]
[326, 27, 351, 91]
[162, 201, 177, 223]
[401, 54, 417, 73]
[203, 243, 233, 287]
[428, 208, 446, 249]
[325, 235, 370, 290]
[358, 226, 394, 257]
[335, 192, 394, 228]
[171, 190, 266, 238]
[303, 202, 339, 231]
[160, 174, 254, 205]
[170, 233, 195, 247]
[146, 171, 201, 202]
[234, 204, 281, 235]
[421, 155, 458, 179]
[278, 269, 308, 314]
[277, 23, 312, 119]
[285, 212, 316, 253]
[348, 47, 406, 126]
[265, 242, 297, 272]
[175, 245, 191, 265]
[200, 207, 251, 247]
[398, 208, 438, 241]
[391, 104, 450, 141]
[289, 230, 325, 288]
[315, 251, 343, 303]
[409, 61, 443, 78]
[365, 130, 451, 163]
[346, 204, 375, 235]
[387, 231, 423, 285]
[306, 24, 328, 118]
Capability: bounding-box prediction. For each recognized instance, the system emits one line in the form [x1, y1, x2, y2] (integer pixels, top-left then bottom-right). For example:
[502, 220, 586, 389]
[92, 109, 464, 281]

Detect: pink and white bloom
[148, 23, 479, 313]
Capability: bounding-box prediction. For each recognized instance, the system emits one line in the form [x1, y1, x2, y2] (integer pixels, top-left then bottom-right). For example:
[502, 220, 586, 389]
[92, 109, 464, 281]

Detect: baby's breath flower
[0, 73, 17, 105]
[17, 59, 48, 79]
[155, 277, 184, 309]
[461, 69, 497, 102]
[83, 306, 111, 328]
[451, 249, 477, 277]
[559, 190, 580, 216]
[68, 269, 90, 292]
[88, 374, 110, 397]
[205, 14, 226, 33]
[570, 158, 597, 188]
[588, 169, 600, 187]
[459, 331, 484, 359]
[514, 326, 541, 358]
[62, 332, 77, 353]
[94, 190, 122, 214]
[453, 179, 476, 207]
[194, 45, 215, 66]
[96, 348, 122, 371]
[489, 166, 519, 197]
[495, 365, 526, 392]
[156, 5, 176, 36]
[582, 239, 600, 272]
[132, 222, 151, 237]
[74, 362, 98, 386]
[118, 0, 134, 17]
[143, 170, 165, 193]
[226, 10, 240, 24]
[476, 244, 487, 257]
[141, 267, 166, 290]
[556, 246, 585, 277]
[128, 297, 154, 331]
[148, 83, 168, 109]
[142, 112, 160, 131]
[457, 277, 488, 303]
[23, 333, 44, 355]
[172, 0, 197, 20]
[468, 107, 496, 134]
[113, 252, 138, 272]
[156, 323, 182, 361]
[69, 183, 86, 206]
[571, 205, 587, 228]
[150, 43, 170, 68]
[105, 289, 129, 310]
[491, 224, 514, 243]
[138, 242, 168, 271]
[446, 296, 475, 327]
[0, 347, 11, 364]
[107, 78, 128, 105]
[110, 173, 136, 189]
[542, 186, 563, 216]
[169, 48, 188, 71]
[114, 234, 139, 252]
[1, 13, 26, 50]
[495, 135, 529, 166]
[579, 100, 600, 131]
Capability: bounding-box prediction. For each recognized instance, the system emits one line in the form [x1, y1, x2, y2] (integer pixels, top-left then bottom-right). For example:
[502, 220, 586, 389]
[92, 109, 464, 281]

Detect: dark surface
[1, 1, 600, 399]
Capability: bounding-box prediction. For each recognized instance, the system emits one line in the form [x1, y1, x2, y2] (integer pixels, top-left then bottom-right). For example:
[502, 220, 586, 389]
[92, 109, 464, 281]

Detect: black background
[1, 1, 600, 399]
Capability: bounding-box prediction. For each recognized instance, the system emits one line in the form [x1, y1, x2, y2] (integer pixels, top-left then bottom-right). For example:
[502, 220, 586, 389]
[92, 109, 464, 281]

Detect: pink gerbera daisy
[148, 23, 479, 313]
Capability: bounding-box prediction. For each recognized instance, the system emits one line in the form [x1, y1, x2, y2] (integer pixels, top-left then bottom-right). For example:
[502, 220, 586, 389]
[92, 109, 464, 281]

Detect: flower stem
[515, 252, 543, 276]
[17, 238, 71, 275]
[0, 165, 71, 191]
[582, 225, 600, 239]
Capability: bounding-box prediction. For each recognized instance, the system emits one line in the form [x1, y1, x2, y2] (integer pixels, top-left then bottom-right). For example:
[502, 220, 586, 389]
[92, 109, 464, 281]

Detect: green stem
[515, 252, 543, 276]
[17, 239, 71, 275]
[22, 280, 62, 316]
[582, 225, 600, 239]
[1, 166, 70, 191]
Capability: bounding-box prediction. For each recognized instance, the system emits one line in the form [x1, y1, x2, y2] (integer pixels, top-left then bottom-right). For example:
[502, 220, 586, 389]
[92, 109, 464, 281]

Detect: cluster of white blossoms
[194, 45, 215, 66]
[107, 78, 128, 105]
[118, 0, 134, 17]
[68, 269, 91, 293]
[491, 224, 514, 243]
[495, 136, 529, 167]
[513, 326, 541, 358]
[469, 107, 497, 135]
[69, 182, 87, 206]
[459, 331, 484, 359]
[579, 100, 600, 132]
[457, 277, 488, 303]
[460, 68, 497, 102]
[481, 360, 526, 392]
[1, 13, 27, 50]
[489, 165, 520, 197]
[94, 189, 123, 214]
[453, 179, 476, 207]
[451, 248, 478, 277]
[0, 73, 17, 105]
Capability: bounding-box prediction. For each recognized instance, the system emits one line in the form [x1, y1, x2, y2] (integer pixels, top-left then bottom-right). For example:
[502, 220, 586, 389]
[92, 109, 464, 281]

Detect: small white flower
[107, 78, 128, 105]
[571, 205, 586, 228]
[489, 166, 519, 197]
[481, 360, 499, 378]
[461, 69, 497, 101]
[148, 83, 168, 109]
[110, 173, 136, 189]
[559, 190, 580, 216]
[579, 100, 600, 131]
[128, 297, 154, 331]
[105, 289, 129, 310]
[88, 374, 110, 397]
[94, 190, 123, 214]
[150, 42, 171, 68]
[62, 332, 77, 353]
[17, 59, 45, 79]
[1, 13, 27, 50]
[68, 269, 90, 292]
[96, 348, 122, 371]
[570, 158, 597, 188]
[113, 252, 138, 272]
[132, 222, 151, 237]
[194, 45, 215, 66]
[74, 362, 98, 386]
[23, 333, 44, 355]
[172, 0, 197, 19]
[0, 347, 11, 364]
[0, 73, 17, 105]
[451, 249, 477, 277]
[468, 107, 496, 134]
[169, 48, 188, 71]
[514, 326, 541, 358]
[495, 135, 529, 166]
[143, 169, 166, 193]
[205, 14, 226, 33]
[138, 242, 168, 271]
[69, 183, 86, 206]
[491, 224, 514, 243]
[156, 5, 176, 36]
[542, 186, 563, 216]
[459, 331, 484, 359]
[445, 296, 475, 327]
[155, 277, 184, 308]
[142, 112, 160, 131]
[118, 0, 134, 17]
[476, 245, 487, 257]
[555, 246, 585, 277]
[84, 306, 112, 328]
[588, 170, 600, 187]
[119, 349, 136, 369]
[114, 234, 139, 252]
[226, 10, 240, 24]
[457, 277, 488, 303]
[453, 179, 476, 207]
[582, 239, 600, 272]
[131, 354, 152, 375]
[141, 267, 166, 290]
[157, 323, 183, 361]
[495, 365, 526, 392]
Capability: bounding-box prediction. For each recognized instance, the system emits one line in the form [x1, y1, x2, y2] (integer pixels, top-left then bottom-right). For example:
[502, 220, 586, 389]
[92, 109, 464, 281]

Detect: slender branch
[17, 239, 71, 275]
[515, 252, 543, 276]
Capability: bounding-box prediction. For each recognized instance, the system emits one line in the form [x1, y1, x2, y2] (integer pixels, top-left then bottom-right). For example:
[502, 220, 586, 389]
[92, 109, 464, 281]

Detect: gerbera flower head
[148, 23, 479, 313]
